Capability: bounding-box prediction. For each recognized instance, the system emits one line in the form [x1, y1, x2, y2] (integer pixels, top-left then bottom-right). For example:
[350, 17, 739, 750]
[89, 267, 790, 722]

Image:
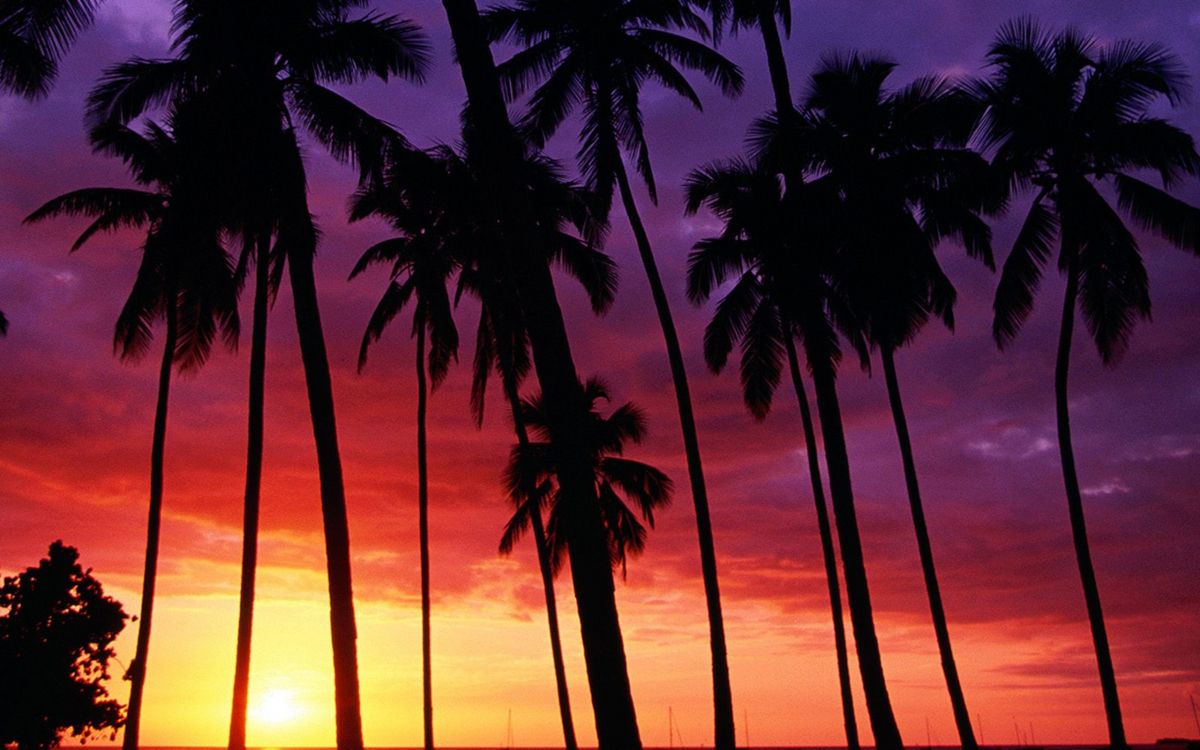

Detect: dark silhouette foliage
[0, 541, 127, 750]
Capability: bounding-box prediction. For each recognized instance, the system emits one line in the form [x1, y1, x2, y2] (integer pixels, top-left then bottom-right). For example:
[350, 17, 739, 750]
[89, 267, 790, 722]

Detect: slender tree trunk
[440, 3, 642, 746]
[879, 346, 977, 749]
[122, 289, 178, 750]
[756, 8, 793, 118]
[806, 354, 904, 750]
[504, 373, 578, 750]
[287, 242, 364, 750]
[784, 337, 860, 750]
[415, 325, 435, 750]
[1055, 263, 1127, 749]
[614, 158, 735, 750]
[228, 234, 271, 750]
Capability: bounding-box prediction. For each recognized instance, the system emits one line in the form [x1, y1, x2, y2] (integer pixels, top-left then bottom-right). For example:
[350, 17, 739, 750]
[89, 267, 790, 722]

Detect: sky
[1, 0, 1199, 747]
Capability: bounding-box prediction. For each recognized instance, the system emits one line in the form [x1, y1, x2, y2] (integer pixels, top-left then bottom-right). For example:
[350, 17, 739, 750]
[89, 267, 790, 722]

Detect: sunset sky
[2, 0, 1199, 747]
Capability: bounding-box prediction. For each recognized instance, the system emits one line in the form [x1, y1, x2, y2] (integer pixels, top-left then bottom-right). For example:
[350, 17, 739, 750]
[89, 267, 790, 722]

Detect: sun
[250, 688, 303, 725]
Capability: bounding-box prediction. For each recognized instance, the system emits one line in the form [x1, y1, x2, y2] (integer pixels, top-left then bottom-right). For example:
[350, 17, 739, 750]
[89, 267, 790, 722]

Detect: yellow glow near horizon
[251, 688, 303, 726]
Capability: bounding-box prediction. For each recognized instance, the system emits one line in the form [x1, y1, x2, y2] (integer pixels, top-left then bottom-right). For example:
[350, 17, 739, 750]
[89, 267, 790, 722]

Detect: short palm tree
[502, 377, 673, 583]
[85, 4, 431, 748]
[350, 150, 462, 750]
[971, 19, 1200, 748]
[768, 53, 998, 750]
[684, 158, 861, 748]
[25, 118, 238, 750]
[485, 3, 743, 745]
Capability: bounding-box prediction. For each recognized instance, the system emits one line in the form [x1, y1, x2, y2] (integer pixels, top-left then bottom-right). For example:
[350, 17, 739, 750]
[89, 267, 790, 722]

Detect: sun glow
[251, 688, 303, 725]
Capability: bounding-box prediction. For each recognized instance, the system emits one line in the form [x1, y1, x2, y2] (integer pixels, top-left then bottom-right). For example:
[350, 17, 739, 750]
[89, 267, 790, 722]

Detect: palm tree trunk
[440, 3, 642, 746]
[807, 353, 904, 750]
[613, 156, 735, 750]
[503, 373, 578, 750]
[416, 324, 435, 750]
[122, 288, 178, 750]
[783, 336, 860, 750]
[1055, 262, 1127, 749]
[879, 346, 977, 750]
[287, 243, 364, 750]
[228, 234, 271, 750]
[755, 7, 793, 118]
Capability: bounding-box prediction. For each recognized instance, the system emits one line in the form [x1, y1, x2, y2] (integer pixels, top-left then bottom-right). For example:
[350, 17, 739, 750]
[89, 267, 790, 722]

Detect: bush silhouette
[1, 541, 128, 750]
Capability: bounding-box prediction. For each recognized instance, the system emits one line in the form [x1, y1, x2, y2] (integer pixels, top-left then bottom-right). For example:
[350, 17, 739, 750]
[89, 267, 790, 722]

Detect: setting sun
[251, 689, 303, 726]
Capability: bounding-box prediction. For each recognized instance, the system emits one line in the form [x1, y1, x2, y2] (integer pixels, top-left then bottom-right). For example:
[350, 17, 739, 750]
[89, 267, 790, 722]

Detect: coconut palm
[350, 152, 462, 750]
[722, 96, 907, 745]
[25, 118, 238, 750]
[684, 157, 864, 748]
[439, 1, 648, 744]
[762, 53, 998, 750]
[501, 377, 673, 581]
[484, 3, 743, 744]
[970, 19, 1200, 748]
[85, 4, 431, 748]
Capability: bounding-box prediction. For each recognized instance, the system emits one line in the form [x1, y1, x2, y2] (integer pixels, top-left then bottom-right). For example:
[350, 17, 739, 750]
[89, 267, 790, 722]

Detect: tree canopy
[0, 541, 128, 750]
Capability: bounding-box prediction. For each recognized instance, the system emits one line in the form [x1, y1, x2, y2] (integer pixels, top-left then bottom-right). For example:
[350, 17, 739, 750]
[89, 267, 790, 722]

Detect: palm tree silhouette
[484, 3, 743, 745]
[85, 4, 430, 748]
[714, 94, 905, 746]
[501, 378, 673, 583]
[439, 1, 648, 744]
[764, 53, 998, 750]
[350, 150, 463, 750]
[458, 146, 616, 750]
[694, 3, 866, 744]
[971, 19, 1200, 748]
[1, 0, 104, 337]
[25, 118, 238, 750]
[685, 157, 865, 749]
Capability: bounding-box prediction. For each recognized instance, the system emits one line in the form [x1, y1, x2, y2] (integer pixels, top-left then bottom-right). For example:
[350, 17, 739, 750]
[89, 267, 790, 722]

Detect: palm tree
[767, 53, 998, 750]
[25, 118, 238, 750]
[971, 19, 1200, 748]
[1, 0, 103, 339]
[439, 1, 648, 744]
[692, 5, 866, 744]
[484, 4, 743, 745]
[684, 158, 861, 749]
[501, 377, 673, 584]
[350, 153, 462, 750]
[712, 99, 905, 746]
[458, 147, 616, 750]
[85, 5, 431, 748]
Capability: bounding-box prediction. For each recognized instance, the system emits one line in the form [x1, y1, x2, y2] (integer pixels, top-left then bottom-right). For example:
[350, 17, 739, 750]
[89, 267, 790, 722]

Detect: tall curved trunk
[806, 353, 904, 750]
[879, 346, 977, 749]
[122, 286, 178, 750]
[503, 372, 578, 750]
[1055, 260, 1127, 749]
[783, 337, 860, 750]
[228, 234, 271, 750]
[287, 235, 364, 750]
[756, 15, 866, 747]
[440, 3, 641, 745]
[416, 325, 435, 750]
[614, 156, 735, 750]
[755, 7, 793, 119]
